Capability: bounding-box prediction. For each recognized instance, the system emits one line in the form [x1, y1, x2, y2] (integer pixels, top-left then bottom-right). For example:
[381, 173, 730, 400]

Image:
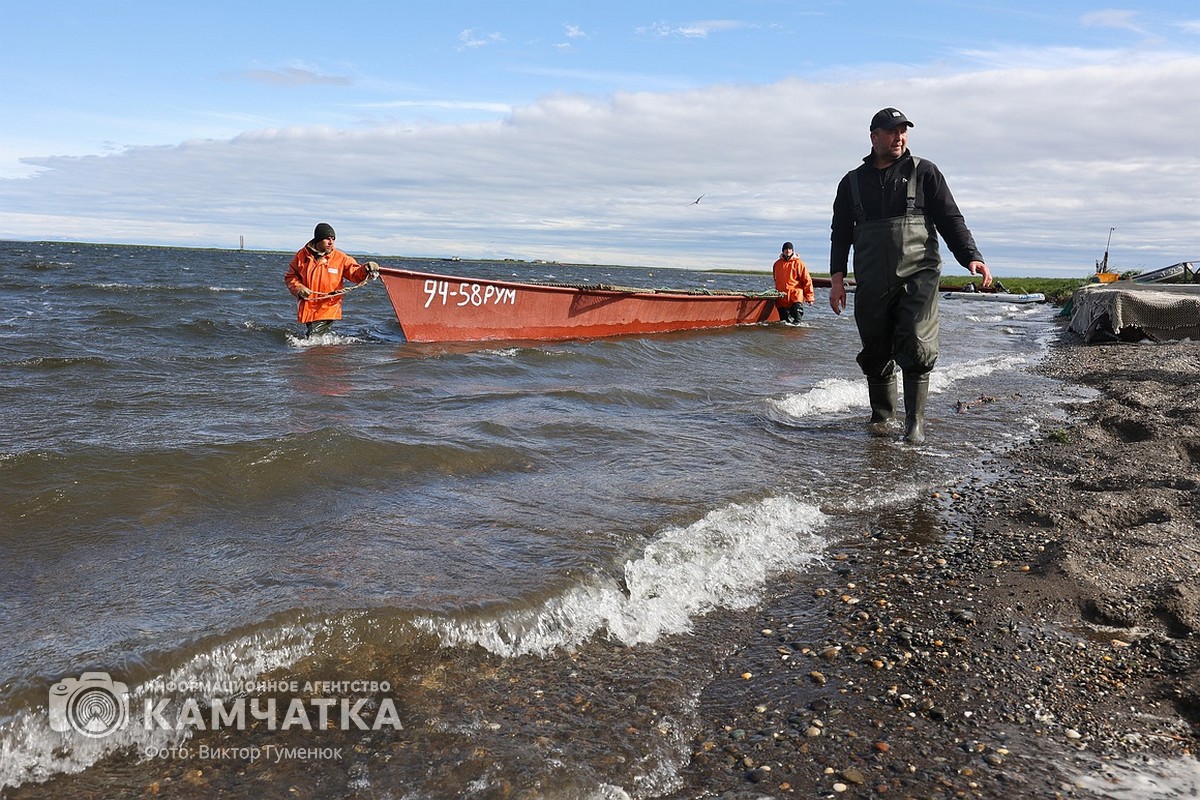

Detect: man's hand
[297, 287, 312, 300]
[365, 261, 381, 280]
[829, 273, 847, 315]
[968, 261, 992, 289]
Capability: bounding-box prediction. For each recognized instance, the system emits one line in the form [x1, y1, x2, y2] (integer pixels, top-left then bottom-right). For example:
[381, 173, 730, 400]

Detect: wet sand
[671, 330, 1200, 798]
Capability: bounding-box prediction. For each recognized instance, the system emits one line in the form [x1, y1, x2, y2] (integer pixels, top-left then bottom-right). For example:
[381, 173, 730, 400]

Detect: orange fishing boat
[377, 267, 782, 343]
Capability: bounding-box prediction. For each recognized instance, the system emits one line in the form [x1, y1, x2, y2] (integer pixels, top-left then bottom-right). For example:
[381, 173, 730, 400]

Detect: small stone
[842, 767, 867, 785]
[1065, 729, 1082, 740]
[747, 767, 771, 783]
[806, 726, 822, 737]
[833, 782, 848, 792]
[874, 741, 890, 753]
[741, 672, 753, 680]
[808, 671, 827, 685]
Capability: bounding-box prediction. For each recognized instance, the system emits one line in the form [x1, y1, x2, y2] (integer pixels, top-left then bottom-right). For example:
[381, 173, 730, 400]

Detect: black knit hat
[782, 242, 794, 252]
[313, 222, 336, 241]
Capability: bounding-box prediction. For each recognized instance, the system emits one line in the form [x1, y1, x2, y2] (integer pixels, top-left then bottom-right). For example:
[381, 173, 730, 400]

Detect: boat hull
[378, 268, 781, 343]
[1132, 262, 1189, 284]
[942, 291, 1046, 304]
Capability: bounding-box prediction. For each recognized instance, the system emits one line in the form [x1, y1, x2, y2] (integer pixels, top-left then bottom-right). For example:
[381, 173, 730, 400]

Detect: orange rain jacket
[284, 245, 369, 323]
[773, 254, 815, 306]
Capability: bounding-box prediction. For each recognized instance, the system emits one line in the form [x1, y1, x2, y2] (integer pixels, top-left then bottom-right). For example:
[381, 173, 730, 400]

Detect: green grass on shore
[936, 275, 1086, 305]
[710, 269, 1089, 306]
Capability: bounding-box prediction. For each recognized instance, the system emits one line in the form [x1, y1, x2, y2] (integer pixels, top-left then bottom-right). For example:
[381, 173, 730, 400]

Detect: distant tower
[239, 235, 245, 251]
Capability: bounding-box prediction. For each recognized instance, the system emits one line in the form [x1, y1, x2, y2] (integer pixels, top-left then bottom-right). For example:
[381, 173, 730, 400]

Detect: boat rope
[302, 277, 371, 300]
[300, 266, 379, 301]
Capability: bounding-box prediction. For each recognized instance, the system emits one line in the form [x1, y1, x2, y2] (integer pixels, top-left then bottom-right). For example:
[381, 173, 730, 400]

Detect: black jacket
[829, 150, 983, 276]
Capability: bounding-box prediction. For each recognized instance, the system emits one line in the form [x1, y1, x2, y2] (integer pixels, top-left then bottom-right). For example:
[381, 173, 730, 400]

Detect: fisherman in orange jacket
[284, 222, 379, 337]
[772, 241, 815, 324]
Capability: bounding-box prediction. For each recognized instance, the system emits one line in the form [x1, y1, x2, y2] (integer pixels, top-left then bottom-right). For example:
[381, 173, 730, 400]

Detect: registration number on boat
[423, 280, 518, 308]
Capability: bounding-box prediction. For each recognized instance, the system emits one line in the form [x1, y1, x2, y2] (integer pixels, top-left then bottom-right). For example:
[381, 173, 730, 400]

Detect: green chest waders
[848, 159, 940, 443]
[848, 158, 942, 377]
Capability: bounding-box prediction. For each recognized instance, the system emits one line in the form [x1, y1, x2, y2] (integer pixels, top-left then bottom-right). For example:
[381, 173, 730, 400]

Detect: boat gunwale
[377, 266, 782, 301]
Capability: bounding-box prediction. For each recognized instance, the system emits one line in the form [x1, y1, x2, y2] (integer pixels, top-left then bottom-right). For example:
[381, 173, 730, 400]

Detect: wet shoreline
[669, 330, 1200, 798]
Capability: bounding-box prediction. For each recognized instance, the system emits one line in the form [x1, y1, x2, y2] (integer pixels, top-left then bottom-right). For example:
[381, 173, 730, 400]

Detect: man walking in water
[772, 241, 815, 324]
[828, 108, 991, 443]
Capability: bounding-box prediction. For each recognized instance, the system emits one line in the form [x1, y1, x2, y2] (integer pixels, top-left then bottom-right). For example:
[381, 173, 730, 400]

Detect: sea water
[1, 241, 1072, 796]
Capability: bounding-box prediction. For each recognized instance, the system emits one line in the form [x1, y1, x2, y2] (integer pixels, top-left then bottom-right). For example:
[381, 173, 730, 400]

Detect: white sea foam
[768, 354, 1030, 422]
[284, 331, 362, 348]
[1070, 754, 1200, 798]
[414, 495, 828, 657]
[0, 622, 318, 791]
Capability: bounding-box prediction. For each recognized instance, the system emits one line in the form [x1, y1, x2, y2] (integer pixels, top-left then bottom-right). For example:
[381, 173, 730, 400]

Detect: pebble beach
[669, 330, 1200, 798]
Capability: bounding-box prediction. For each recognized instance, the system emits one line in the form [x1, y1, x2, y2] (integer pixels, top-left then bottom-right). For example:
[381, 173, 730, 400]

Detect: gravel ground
[670, 331, 1200, 799]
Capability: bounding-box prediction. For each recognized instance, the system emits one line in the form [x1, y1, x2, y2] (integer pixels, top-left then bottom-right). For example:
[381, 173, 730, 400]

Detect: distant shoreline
[5, 239, 1090, 297]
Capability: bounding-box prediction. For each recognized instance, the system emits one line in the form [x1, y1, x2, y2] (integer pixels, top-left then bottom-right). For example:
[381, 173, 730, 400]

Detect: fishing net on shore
[1069, 283, 1200, 343]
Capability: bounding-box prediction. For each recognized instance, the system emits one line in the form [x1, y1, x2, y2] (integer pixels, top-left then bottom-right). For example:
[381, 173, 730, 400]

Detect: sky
[3, 1, 1199, 277]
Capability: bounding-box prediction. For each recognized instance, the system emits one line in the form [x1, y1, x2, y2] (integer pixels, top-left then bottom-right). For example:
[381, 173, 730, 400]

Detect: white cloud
[955, 45, 1128, 71]
[235, 66, 352, 88]
[640, 19, 749, 40]
[360, 99, 513, 114]
[4, 56, 1200, 276]
[458, 29, 504, 50]
[1080, 10, 1147, 35]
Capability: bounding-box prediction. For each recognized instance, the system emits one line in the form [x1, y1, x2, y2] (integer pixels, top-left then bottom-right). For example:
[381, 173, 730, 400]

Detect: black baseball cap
[870, 108, 914, 131]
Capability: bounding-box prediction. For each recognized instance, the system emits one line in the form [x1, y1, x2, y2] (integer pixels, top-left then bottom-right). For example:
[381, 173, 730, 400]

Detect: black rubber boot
[867, 376, 897, 435]
[903, 373, 929, 444]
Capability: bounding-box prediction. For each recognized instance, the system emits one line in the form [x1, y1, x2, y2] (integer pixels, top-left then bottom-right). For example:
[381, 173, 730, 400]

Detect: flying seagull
[687, 193, 705, 206]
